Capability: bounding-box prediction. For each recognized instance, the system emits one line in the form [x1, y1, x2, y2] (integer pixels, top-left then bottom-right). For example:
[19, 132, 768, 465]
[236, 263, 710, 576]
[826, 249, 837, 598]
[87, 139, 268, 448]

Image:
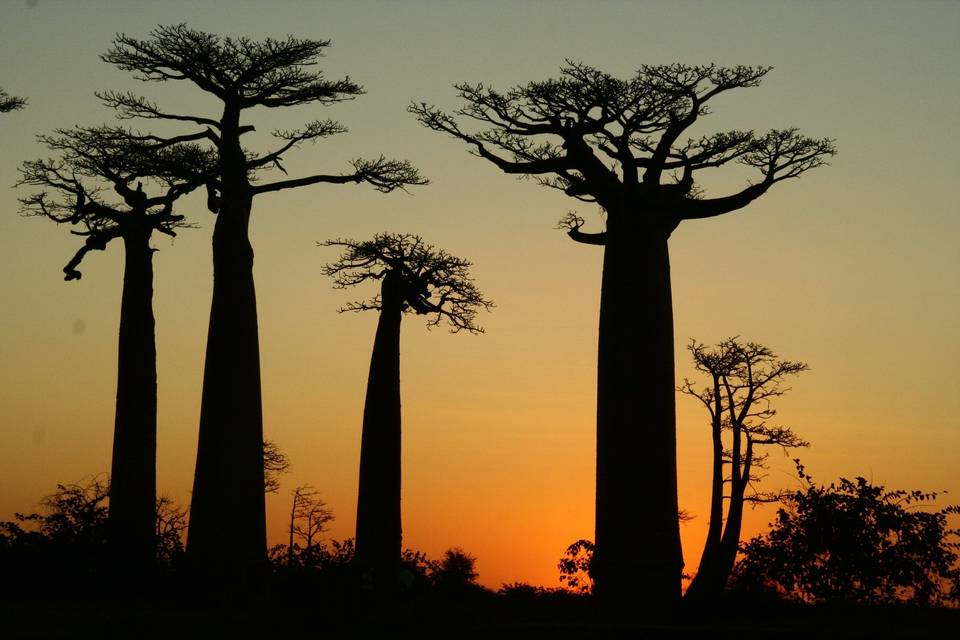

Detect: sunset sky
[1, 1, 958, 589]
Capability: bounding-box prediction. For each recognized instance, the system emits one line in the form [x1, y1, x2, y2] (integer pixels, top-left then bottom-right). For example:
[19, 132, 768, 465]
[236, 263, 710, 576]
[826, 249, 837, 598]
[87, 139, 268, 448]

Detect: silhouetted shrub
[732, 461, 960, 607]
[0, 476, 109, 594]
[431, 547, 480, 593]
[0, 476, 189, 591]
[558, 538, 594, 594]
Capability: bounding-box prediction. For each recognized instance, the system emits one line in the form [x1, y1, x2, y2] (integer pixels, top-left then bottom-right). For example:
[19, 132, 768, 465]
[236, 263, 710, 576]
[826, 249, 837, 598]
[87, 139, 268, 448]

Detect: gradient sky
[1, 0, 958, 589]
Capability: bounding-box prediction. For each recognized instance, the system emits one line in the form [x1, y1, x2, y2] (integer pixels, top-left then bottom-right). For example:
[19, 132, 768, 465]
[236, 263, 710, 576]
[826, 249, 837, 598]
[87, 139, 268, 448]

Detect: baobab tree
[17, 126, 209, 571]
[101, 25, 427, 574]
[322, 233, 492, 588]
[1, 87, 26, 112]
[412, 63, 835, 604]
[679, 338, 808, 604]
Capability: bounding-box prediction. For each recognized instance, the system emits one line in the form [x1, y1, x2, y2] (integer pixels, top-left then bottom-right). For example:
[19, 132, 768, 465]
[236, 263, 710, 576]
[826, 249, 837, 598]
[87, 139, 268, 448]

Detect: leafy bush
[733, 461, 960, 607]
[557, 539, 594, 594]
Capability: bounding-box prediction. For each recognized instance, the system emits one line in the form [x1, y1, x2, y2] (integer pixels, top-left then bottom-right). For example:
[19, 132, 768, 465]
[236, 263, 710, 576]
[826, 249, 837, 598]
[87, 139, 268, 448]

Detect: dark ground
[4, 587, 958, 639]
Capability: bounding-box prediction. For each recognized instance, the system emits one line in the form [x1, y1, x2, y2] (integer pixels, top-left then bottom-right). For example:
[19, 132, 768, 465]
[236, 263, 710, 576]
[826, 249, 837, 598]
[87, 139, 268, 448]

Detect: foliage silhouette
[412, 62, 835, 604]
[558, 538, 594, 594]
[0, 87, 26, 112]
[263, 439, 291, 495]
[17, 127, 209, 570]
[0, 476, 188, 592]
[733, 461, 960, 607]
[101, 24, 427, 576]
[322, 233, 491, 588]
[431, 547, 480, 593]
[681, 338, 809, 603]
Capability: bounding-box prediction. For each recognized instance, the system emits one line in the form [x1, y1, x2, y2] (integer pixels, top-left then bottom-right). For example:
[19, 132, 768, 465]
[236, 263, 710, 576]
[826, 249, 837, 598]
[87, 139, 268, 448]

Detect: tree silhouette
[322, 233, 492, 587]
[431, 547, 480, 593]
[263, 439, 291, 495]
[17, 127, 208, 571]
[0, 87, 26, 112]
[680, 338, 809, 603]
[155, 494, 188, 568]
[412, 63, 835, 604]
[734, 461, 960, 607]
[101, 25, 427, 575]
[558, 539, 595, 594]
[284, 485, 334, 567]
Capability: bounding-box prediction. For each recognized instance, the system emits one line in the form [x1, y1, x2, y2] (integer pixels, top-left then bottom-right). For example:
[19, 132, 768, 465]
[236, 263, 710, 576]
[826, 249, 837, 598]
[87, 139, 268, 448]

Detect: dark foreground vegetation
[2, 474, 956, 638]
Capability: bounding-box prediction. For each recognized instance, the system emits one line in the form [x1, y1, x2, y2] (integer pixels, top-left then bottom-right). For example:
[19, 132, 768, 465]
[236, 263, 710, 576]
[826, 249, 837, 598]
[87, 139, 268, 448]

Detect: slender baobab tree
[412, 63, 835, 604]
[101, 25, 427, 574]
[680, 338, 808, 603]
[18, 126, 208, 570]
[322, 233, 492, 588]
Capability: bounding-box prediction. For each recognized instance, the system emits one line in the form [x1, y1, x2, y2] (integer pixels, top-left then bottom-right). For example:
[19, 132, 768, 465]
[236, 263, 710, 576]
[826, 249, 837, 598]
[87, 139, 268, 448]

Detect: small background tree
[681, 338, 809, 602]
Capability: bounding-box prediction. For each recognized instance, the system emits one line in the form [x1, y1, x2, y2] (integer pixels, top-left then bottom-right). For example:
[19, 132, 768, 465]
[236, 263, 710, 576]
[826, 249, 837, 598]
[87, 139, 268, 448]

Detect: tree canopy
[100, 24, 426, 197]
[412, 62, 835, 234]
[734, 462, 960, 607]
[17, 126, 210, 279]
[322, 233, 493, 333]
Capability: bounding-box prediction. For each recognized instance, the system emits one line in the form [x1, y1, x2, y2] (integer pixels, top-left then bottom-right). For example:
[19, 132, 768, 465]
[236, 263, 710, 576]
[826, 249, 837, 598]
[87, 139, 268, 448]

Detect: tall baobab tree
[680, 338, 808, 603]
[412, 63, 835, 604]
[322, 233, 492, 588]
[18, 126, 209, 571]
[1, 87, 26, 112]
[101, 25, 427, 574]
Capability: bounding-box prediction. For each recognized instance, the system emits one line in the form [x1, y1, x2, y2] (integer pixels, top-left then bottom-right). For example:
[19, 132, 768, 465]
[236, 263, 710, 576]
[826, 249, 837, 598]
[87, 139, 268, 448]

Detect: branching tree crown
[681, 337, 809, 503]
[17, 126, 211, 279]
[100, 24, 427, 198]
[321, 233, 493, 333]
[412, 62, 835, 239]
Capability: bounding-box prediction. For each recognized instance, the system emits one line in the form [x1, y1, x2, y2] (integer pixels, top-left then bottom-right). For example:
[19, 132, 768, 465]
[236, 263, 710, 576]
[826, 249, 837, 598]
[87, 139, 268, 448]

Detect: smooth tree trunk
[354, 271, 403, 585]
[188, 106, 267, 575]
[592, 213, 683, 607]
[686, 434, 754, 603]
[713, 439, 752, 588]
[108, 229, 158, 571]
[684, 377, 726, 603]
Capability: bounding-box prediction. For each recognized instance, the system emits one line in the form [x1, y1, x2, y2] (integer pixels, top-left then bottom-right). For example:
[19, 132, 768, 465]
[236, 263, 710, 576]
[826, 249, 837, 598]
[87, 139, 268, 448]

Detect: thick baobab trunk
[592, 214, 683, 607]
[354, 271, 403, 586]
[188, 168, 266, 574]
[108, 229, 158, 571]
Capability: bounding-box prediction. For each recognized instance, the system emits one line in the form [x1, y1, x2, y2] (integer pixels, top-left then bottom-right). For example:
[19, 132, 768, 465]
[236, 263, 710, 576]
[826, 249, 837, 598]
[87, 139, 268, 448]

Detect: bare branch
[556, 211, 606, 246]
[253, 156, 427, 195]
[96, 90, 220, 128]
[245, 119, 347, 171]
